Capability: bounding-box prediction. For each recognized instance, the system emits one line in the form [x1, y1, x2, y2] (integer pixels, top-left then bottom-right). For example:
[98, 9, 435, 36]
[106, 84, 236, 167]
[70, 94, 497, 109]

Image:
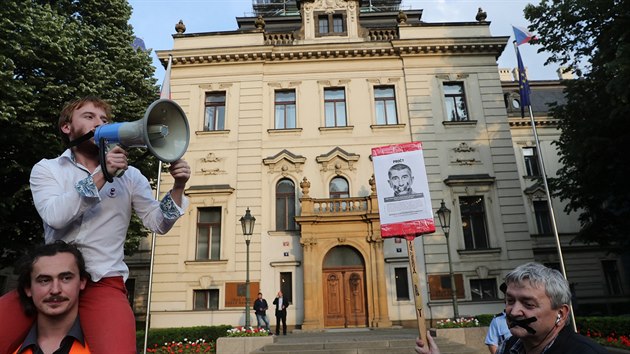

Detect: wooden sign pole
[406, 236, 428, 346]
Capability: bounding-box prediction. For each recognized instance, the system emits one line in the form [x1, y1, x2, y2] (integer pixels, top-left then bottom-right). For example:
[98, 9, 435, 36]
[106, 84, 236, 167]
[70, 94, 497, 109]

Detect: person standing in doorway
[273, 291, 290, 335]
[253, 292, 270, 331]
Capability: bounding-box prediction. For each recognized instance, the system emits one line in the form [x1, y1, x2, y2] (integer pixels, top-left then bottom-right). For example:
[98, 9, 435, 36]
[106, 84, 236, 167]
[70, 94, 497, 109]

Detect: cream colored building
[146, 0, 537, 329]
[501, 71, 630, 316]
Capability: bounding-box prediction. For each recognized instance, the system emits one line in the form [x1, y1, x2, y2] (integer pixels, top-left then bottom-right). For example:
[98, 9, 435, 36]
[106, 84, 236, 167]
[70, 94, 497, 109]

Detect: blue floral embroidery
[160, 193, 181, 219]
[75, 175, 99, 198]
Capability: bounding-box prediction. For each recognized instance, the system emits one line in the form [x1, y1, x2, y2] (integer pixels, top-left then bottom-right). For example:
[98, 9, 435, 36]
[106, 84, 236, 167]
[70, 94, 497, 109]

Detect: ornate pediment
[315, 147, 359, 174]
[524, 181, 547, 201]
[449, 142, 481, 166]
[263, 149, 307, 176]
[197, 152, 227, 175]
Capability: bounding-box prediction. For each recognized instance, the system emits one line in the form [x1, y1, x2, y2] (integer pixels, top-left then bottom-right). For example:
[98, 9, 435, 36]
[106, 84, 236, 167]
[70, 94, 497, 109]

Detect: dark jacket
[253, 298, 268, 316]
[272, 297, 290, 314]
[500, 326, 609, 354]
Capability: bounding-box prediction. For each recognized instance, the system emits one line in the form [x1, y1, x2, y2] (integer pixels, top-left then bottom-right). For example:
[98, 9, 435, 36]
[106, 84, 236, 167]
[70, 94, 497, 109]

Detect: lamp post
[437, 200, 459, 318]
[240, 207, 256, 328]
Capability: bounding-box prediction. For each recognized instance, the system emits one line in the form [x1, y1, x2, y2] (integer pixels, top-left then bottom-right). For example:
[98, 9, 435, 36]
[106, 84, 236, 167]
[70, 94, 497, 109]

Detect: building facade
[146, 0, 532, 329]
[501, 70, 630, 316]
[127, 0, 629, 330]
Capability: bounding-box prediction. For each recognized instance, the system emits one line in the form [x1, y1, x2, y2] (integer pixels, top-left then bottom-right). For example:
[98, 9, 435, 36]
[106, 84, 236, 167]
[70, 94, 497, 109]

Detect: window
[533, 200, 552, 235]
[125, 278, 136, 308]
[0, 275, 6, 295]
[204, 92, 226, 131]
[443, 82, 469, 121]
[317, 13, 345, 36]
[374, 86, 398, 125]
[274, 90, 296, 129]
[602, 260, 623, 295]
[324, 88, 347, 127]
[196, 207, 222, 260]
[523, 147, 541, 176]
[276, 179, 296, 231]
[280, 272, 293, 304]
[470, 279, 498, 301]
[428, 274, 465, 300]
[193, 289, 219, 310]
[460, 196, 489, 249]
[329, 176, 349, 198]
[394, 267, 410, 301]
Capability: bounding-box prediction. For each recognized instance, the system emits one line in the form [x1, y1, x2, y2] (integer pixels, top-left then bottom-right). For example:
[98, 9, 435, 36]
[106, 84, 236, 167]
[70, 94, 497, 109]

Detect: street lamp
[437, 200, 459, 318]
[239, 207, 256, 328]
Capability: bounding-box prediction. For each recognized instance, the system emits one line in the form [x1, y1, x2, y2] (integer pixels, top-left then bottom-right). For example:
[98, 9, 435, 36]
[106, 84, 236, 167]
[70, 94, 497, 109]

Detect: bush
[576, 316, 630, 338]
[136, 325, 231, 352]
[475, 314, 495, 327]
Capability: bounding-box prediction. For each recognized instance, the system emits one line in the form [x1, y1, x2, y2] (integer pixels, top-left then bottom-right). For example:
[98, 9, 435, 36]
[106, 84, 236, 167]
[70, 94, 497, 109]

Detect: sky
[128, 0, 557, 85]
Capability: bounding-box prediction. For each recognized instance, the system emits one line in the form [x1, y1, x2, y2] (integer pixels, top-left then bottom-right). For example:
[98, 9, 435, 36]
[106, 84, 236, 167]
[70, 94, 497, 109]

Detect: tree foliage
[0, 0, 160, 268]
[524, 0, 630, 249]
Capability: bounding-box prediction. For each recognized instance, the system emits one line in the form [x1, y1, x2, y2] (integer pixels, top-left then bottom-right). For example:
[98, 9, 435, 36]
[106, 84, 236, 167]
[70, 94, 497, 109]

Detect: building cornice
[157, 36, 508, 67]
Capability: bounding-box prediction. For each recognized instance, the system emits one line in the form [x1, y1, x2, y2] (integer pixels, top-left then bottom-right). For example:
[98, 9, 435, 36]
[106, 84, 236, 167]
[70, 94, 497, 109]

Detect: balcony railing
[300, 196, 378, 217]
[264, 32, 295, 45]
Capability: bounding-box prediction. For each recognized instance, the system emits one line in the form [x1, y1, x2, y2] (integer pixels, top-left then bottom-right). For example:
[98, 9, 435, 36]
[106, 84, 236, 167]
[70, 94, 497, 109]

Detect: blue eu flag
[516, 47, 531, 117]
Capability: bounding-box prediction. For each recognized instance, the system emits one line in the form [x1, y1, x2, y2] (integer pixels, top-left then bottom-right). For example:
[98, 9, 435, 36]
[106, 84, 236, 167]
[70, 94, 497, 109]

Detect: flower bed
[147, 338, 214, 353]
[436, 316, 480, 328]
[226, 326, 270, 337]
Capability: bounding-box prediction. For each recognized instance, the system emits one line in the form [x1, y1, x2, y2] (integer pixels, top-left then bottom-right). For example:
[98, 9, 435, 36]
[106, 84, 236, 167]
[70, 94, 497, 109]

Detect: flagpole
[512, 42, 577, 332]
[143, 54, 173, 353]
[143, 161, 162, 354]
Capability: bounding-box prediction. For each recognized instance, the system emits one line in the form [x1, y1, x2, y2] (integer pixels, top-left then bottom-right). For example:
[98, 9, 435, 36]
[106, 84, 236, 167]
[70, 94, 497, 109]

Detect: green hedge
[475, 314, 495, 327]
[136, 325, 231, 352]
[576, 316, 630, 337]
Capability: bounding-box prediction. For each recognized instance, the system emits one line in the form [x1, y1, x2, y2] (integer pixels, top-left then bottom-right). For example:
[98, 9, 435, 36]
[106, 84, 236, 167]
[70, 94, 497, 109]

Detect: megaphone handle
[98, 138, 125, 182]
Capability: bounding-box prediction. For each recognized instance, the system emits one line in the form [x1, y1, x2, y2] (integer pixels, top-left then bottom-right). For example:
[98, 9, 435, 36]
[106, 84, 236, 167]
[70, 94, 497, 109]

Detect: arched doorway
[322, 246, 368, 328]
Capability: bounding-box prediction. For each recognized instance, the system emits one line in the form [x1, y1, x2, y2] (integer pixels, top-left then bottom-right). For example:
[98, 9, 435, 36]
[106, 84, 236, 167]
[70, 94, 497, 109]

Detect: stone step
[251, 336, 480, 354]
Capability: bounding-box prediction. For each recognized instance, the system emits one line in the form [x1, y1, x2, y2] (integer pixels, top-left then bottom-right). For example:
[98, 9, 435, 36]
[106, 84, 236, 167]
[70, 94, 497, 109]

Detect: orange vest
[13, 340, 90, 354]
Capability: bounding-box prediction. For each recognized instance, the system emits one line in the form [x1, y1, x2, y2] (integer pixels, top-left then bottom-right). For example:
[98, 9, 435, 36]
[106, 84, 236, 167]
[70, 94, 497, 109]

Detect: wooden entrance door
[323, 267, 367, 327]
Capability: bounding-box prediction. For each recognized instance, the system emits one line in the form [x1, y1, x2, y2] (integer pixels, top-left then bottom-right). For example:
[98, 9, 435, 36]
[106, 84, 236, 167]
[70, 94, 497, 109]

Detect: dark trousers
[275, 310, 287, 335]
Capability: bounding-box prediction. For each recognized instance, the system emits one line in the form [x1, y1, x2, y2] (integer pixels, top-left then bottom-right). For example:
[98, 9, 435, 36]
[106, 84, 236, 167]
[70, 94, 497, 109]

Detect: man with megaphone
[0, 96, 191, 354]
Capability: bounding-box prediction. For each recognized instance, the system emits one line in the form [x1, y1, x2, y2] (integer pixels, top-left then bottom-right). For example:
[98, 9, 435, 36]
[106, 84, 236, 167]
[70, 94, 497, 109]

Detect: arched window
[329, 176, 349, 198]
[276, 179, 296, 230]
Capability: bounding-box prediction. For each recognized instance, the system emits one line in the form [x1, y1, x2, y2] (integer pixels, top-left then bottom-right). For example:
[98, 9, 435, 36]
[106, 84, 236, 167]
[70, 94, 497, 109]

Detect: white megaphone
[93, 99, 190, 181]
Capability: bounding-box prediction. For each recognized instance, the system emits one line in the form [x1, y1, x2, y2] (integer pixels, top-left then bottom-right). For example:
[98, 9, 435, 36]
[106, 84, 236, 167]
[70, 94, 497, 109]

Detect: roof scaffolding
[252, 0, 402, 17]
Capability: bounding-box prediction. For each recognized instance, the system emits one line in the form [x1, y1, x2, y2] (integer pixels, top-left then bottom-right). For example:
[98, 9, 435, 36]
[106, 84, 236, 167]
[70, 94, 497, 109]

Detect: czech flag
[513, 26, 536, 46]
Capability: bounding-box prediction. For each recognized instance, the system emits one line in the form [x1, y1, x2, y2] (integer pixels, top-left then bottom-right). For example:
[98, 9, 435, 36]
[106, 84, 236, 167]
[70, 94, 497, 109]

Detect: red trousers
[0, 276, 136, 354]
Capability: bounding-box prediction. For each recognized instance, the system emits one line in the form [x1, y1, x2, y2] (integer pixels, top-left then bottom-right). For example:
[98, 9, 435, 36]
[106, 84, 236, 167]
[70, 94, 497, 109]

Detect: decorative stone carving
[397, 11, 408, 24]
[369, 174, 376, 195]
[300, 177, 311, 197]
[475, 8, 488, 22]
[300, 237, 318, 251]
[476, 266, 489, 279]
[263, 150, 307, 176]
[175, 20, 186, 34]
[316, 147, 359, 173]
[255, 15, 265, 30]
[449, 142, 481, 165]
[199, 276, 212, 288]
[198, 152, 227, 175]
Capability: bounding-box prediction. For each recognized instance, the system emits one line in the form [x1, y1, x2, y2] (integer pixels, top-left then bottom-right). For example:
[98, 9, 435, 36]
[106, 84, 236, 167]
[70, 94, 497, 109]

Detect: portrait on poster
[371, 142, 434, 236]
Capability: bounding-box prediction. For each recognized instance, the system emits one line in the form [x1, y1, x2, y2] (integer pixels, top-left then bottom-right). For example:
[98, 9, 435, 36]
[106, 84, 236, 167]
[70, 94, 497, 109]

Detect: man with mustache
[13, 241, 90, 354]
[498, 262, 607, 354]
[416, 263, 608, 354]
[0, 96, 190, 354]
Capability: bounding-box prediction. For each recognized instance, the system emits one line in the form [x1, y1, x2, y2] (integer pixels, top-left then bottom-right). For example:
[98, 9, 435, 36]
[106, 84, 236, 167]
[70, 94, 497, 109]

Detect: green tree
[524, 0, 630, 249]
[0, 0, 159, 268]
